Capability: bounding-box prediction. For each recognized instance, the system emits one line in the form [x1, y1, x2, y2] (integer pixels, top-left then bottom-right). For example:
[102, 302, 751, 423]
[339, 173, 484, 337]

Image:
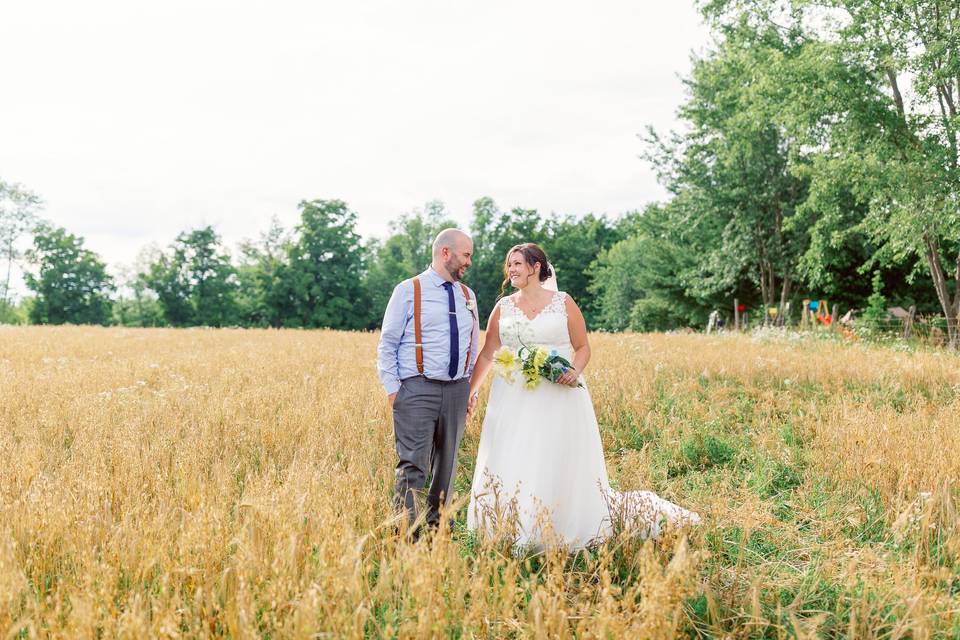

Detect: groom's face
[443, 238, 473, 281]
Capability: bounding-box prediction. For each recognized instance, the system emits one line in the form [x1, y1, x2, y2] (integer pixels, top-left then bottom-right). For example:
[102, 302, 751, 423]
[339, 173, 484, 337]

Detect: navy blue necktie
[442, 281, 459, 379]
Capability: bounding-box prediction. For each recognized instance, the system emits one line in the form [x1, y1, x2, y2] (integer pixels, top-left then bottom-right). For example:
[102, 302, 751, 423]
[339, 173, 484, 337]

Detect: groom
[377, 228, 479, 537]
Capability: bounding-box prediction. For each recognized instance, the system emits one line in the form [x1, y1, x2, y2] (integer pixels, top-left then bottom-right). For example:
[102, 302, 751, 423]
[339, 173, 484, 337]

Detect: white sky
[1, 1, 709, 291]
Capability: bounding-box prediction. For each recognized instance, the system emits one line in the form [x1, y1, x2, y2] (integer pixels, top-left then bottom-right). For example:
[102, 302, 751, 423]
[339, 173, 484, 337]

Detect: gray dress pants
[392, 375, 470, 532]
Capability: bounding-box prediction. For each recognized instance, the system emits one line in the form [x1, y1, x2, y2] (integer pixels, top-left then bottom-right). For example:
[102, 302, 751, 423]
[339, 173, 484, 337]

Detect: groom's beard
[444, 258, 466, 281]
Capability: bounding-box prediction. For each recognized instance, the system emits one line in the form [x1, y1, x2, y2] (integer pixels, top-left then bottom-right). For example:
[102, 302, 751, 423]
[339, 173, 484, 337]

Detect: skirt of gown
[466, 375, 700, 550]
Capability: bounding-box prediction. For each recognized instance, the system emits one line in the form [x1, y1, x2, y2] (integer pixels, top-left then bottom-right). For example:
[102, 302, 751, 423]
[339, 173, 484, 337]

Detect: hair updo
[499, 243, 552, 297]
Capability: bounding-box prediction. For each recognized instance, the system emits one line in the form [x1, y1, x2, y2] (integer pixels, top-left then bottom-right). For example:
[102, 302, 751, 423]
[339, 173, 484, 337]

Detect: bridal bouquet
[493, 345, 583, 390]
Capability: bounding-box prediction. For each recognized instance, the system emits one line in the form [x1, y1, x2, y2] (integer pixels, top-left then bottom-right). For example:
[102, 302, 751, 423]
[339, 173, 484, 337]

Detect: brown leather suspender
[412, 277, 425, 374]
[411, 277, 475, 378]
[460, 283, 474, 376]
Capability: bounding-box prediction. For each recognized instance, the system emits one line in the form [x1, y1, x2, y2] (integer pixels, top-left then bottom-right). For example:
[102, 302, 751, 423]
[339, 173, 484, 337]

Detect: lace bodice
[498, 291, 573, 359]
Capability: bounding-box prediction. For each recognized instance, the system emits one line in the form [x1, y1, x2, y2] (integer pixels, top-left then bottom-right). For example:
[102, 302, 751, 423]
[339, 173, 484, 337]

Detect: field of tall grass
[1, 326, 958, 638]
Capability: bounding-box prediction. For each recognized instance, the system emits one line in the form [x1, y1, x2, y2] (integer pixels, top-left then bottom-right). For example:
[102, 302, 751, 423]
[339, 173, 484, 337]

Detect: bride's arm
[468, 304, 502, 406]
[558, 295, 590, 386]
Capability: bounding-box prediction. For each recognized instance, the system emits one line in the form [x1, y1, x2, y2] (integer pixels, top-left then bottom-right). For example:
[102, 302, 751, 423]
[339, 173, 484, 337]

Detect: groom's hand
[388, 392, 397, 408]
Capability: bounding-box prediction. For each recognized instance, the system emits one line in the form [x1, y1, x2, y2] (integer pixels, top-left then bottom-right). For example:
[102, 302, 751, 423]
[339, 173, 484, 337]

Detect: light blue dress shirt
[377, 267, 480, 394]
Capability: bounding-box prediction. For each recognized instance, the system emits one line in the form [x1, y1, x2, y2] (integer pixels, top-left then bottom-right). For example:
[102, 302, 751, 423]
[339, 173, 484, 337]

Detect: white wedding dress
[467, 291, 700, 550]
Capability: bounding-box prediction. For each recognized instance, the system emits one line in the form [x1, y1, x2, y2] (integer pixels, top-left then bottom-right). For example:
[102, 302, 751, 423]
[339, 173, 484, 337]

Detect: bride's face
[507, 251, 539, 289]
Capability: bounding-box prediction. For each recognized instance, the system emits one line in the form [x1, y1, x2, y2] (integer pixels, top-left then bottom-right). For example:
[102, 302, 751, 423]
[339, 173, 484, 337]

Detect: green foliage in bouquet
[493, 345, 583, 389]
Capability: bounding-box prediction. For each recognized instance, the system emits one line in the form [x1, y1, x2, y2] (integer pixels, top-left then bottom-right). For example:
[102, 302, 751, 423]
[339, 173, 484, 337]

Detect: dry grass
[0, 326, 958, 638]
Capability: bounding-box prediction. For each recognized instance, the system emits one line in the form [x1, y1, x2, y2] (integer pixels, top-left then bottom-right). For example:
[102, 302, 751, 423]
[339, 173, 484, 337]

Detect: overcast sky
[1, 1, 710, 290]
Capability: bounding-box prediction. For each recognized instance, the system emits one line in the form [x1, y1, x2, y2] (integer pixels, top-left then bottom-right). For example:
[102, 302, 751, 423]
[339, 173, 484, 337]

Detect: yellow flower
[522, 367, 541, 390]
[493, 347, 519, 383]
[533, 347, 548, 369]
[494, 347, 518, 368]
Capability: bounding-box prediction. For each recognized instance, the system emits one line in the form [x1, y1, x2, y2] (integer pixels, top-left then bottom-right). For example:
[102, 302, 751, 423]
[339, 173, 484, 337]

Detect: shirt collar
[423, 266, 453, 287]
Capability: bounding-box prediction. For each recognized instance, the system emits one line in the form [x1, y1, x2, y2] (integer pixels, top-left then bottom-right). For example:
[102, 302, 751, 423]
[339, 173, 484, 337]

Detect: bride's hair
[498, 243, 553, 298]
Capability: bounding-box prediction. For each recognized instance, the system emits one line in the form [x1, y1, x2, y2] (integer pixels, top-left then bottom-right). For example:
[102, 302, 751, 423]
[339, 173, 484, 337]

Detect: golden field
[0, 326, 958, 638]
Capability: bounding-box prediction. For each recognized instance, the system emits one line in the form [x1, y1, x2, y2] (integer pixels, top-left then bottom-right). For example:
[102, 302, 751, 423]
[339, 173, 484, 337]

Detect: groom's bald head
[432, 228, 473, 281]
[432, 228, 470, 258]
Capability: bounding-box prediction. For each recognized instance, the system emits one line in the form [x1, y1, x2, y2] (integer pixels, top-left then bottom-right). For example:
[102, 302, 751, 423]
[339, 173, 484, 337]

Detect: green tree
[236, 217, 293, 327]
[590, 202, 734, 331]
[112, 246, 166, 327]
[0, 180, 42, 309]
[145, 226, 239, 327]
[24, 225, 114, 325]
[861, 270, 889, 331]
[700, 1, 960, 345]
[286, 199, 368, 329]
[825, 0, 960, 346]
[0, 296, 32, 325]
[544, 214, 624, 325]
[643, 21, 812, 322]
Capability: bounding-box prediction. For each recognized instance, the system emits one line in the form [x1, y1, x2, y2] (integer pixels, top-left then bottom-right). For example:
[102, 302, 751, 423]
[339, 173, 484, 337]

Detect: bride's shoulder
[556, 291, 583, 315]
[492, 296, 513, 318]
[536, 290, 568, 316]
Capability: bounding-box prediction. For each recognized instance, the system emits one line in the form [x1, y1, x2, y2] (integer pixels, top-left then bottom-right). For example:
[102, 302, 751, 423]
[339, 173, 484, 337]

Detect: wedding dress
[466, 291, 700, 550]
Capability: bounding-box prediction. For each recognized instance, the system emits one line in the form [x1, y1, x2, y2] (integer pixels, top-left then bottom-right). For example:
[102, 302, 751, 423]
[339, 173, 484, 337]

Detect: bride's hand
[467, 391, 479, 418]
[557, 366, 579, 387]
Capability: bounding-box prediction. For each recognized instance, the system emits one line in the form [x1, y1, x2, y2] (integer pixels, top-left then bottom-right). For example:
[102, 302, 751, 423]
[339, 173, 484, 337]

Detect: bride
[466, 243, 700, 550]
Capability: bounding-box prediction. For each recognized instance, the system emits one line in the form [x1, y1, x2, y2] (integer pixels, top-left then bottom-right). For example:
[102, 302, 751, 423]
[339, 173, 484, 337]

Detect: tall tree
[825, 0, 960, 346]
[643, 21, 812, 321]
[700, 1, 960, 344]
[145, 226, 239, 327]
[24, 225, 114, 325]
[113, 246, 166, 327]
[236, 217, 293, 327]
[0, 180, 42, 308]
[286, 199, 368, 329]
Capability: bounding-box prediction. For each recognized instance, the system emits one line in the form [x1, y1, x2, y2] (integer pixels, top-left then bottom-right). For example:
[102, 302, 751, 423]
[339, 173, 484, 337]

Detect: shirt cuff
[383, 379, 401, 395]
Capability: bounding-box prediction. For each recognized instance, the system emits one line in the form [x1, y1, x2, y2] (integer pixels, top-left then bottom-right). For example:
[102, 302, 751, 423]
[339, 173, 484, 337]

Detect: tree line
[2, 0, 957, 342]
[0, 193, 630, 330]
